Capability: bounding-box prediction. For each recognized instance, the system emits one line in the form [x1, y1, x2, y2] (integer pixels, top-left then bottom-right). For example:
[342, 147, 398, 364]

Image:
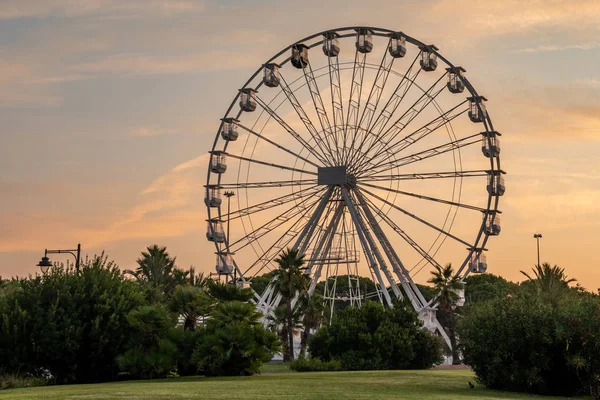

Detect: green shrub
[289, 356, 341, 372]
[309, 300, 442, 370]
[0, 255, 145, 383]
[0, 374, 49, 390]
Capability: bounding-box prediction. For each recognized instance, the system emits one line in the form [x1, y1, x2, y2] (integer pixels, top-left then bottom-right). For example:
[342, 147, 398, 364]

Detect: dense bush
[0, 255, 145, 383]
[192, 301, 281, 376]
[459, 289, 595, 396]
[116, 305, 178, 379]
[309, 300, 442, 370]
[289, 356, 341, 372]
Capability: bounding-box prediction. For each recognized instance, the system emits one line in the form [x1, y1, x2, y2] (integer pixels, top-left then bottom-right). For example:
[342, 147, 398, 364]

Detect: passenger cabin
[356, 29, 373, 53]
[468, 96, 487, 123]
[204, 185, 222, 208]
[485, 214, 501, 236]
[420, 45, 438, 71]
[291, 44, 309, 69]
[481, 131, 501, 158]
[446, 66, 466, 93]
[216, 252, 233, 274]
[210, 151, 227, 174]
[220, 118, 239, 141]
[263, 63, 281, 88]
[388, 32, 406, 58]
[322, 32, 340, 57]
[469, 251, 488, 273]
[206, 219, 225, 243]
[487, 171, 506, 196]
[239, 88, 257, 112]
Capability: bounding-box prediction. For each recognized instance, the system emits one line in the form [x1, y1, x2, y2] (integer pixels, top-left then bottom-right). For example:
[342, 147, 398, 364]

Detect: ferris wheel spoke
[352, 72, 449, 173]
[243, 192, 326, 277]
[218, 179, 318, 190]
[361, 192, 443, 271]
[361, 169, 490, 182]
[341, 187, 395, 306]
[229, 191, 323, 253]
[359, 133, 481, 178]
[345, 39, 395, 167]
[357, 99, 468, 172]
[327, 52, 346, 164]
[221, 151, 318, 176]
[235, 122, 322, 168]
[359, 186, 473, 248]
[276, 75, 338, 165]
[221, 185, 321, 221]
[252, 92, 331, 166]
[300, 59, 340, 165]
[343, 48, 367, 165]
[359, 181, 488, 213]
[355, 189, 428, 309]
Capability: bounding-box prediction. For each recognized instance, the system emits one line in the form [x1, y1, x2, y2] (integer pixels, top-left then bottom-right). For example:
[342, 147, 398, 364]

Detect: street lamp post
[533, 233, 542, 267]
[37, 244, 82, 274]
[223, 191, 236, 284]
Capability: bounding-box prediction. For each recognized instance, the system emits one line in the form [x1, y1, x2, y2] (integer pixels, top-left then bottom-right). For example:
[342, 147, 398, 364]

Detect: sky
[1, 0, 599, 290]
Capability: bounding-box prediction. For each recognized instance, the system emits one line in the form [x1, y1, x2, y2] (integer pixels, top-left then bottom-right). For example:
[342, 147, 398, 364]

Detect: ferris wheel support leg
[341, 187, 394, 307]
[420, 307, 452, 351]
[293, 187, 334, 255]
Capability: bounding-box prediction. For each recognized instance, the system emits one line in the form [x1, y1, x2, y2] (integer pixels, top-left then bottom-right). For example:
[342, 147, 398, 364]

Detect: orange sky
[1, 0, 599, 290]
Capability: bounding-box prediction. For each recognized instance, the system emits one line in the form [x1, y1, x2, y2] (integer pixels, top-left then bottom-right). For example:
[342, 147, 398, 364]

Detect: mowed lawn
[0, 364, 585, 400]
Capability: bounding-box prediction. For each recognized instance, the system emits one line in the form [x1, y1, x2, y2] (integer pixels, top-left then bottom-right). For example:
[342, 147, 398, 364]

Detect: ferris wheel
[205, 26, 504, 343]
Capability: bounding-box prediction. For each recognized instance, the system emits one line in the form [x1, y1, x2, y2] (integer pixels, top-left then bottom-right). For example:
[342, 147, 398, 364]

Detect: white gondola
[216, 252, 233, 274]
[239, 88, 257, 112]
[469, 252, 488, 273]
[291, 44, 309, 69]
[446, 66, 465, 93]
[481, 131, 501, 158]
[420, 45, 438, 71]
[210, 151, 227, 174]
[388, 32, 406, 58]
[468, 96, 487, 123]
[263, 63, 281, 88]
[485, 214, 501, 236]
[206, 219, 225, 243]
[487, 172, 506, 196]
[322, 32, 340, 57]
[355, 29, 373, 53]
[220, 118, 239, 141]
[204, 185, 222, 208]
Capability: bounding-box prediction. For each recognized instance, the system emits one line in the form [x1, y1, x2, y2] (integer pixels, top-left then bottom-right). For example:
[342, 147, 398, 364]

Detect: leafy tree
[117, 305, 178, 379]
[464, 273, 517, 304]
[192, 301, 281, 376]
[249, 272, 275, 297]
[428, 263, 463, 364]
[0, 254, 145, 383]
[272, 248, 308, 361]
[309, 300, 442, 370]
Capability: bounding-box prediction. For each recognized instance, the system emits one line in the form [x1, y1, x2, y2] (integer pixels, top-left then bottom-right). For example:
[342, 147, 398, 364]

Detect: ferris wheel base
[419, 307, 453, 352]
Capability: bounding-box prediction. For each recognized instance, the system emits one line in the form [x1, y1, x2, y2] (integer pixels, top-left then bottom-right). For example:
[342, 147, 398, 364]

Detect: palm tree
[131, 245, 176, 288]
[521, 263, 576, 293]
[428, 263, 464, 365]
[207, 279, 254, 302]
[168, 285, 213, 331]
[272, 248, 308, 361]
[297, 293, 325, 358]
[266, 303, 302, 360]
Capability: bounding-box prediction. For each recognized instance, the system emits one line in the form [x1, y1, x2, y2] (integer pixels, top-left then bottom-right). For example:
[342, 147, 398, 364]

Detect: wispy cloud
[513, 43, 600, 54]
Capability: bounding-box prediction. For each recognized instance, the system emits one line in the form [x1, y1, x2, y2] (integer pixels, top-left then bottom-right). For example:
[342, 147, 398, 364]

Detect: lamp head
[37, 256, 52, 274]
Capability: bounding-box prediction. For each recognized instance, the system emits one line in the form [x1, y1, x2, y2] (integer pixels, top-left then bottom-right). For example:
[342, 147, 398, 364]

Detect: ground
[0, 364, 587, 399]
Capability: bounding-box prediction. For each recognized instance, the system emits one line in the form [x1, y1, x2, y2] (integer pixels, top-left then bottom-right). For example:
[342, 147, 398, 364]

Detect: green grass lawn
[0, 364, 586, 400]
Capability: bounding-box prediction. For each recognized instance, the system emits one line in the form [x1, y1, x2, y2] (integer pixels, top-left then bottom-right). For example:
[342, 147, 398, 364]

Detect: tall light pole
[223, 191, 235, 283]
[37, 244, 82, 274]
[533, 233, 542, 267]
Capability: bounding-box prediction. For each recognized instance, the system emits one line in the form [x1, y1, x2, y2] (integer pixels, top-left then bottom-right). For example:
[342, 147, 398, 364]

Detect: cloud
[0, 0, 205, 20]
[130, 127, 178, 137]
[513, 43, 600, 54]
